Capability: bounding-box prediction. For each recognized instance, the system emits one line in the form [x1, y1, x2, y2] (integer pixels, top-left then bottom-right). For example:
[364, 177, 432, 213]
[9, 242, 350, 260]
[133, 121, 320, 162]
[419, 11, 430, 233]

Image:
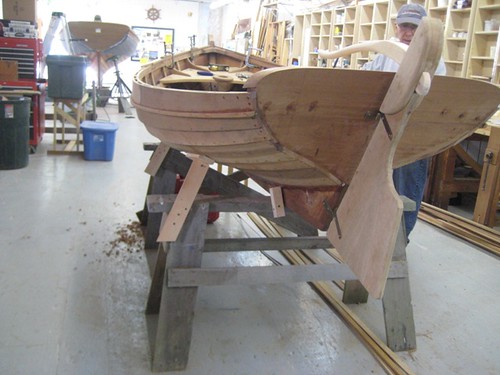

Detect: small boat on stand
[132, 18, 500, 297]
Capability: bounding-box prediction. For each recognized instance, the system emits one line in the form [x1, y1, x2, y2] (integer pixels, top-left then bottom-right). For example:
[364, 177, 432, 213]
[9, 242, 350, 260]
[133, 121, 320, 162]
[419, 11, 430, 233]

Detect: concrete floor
[0, 104, 499, 375]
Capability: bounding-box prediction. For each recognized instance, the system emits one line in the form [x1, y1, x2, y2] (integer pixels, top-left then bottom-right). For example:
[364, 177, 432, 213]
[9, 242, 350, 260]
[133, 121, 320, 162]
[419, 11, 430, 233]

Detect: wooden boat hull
[68, 21, 139, 84]
[134, 19, 500, 299]
[132, 47, 500, 230]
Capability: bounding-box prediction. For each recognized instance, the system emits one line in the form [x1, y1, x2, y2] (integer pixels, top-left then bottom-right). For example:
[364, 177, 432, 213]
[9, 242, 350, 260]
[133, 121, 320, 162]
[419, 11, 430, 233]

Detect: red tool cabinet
[0, 36, 45, 152]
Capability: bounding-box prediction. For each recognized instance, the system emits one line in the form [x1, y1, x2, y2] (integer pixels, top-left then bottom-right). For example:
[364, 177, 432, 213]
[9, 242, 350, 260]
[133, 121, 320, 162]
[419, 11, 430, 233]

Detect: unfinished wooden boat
[132, 19, 500, 298]
[68, 21, 139, 87]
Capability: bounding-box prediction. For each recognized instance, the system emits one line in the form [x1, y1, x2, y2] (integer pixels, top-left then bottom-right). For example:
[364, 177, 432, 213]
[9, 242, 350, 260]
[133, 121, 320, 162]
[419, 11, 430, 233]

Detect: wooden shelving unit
[443, 5, 476, 77]
[317, 10, 335, 67]
[329, 5, 358, 68]
[467, 0, 500, 85]
[291, 13, 310, 66]
[355, 1, 375, 68]
[288, 0, 498, 83]
[427, 0, 450, 25]
[307, 10, 322, 66]
[340, 5, 358, 68]
[352, 0, 391, 69]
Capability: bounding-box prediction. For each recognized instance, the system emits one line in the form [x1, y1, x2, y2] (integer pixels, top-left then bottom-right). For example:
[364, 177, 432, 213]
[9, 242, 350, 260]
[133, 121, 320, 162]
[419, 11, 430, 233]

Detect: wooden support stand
[140, 146, 416, 372]
[47, 93, 88, 155]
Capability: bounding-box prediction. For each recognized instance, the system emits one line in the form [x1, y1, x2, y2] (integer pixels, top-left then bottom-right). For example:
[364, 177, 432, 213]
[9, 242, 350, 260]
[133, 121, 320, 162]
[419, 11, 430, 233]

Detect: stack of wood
[253, 1, 290, 65]
[419, 202, 500, 257]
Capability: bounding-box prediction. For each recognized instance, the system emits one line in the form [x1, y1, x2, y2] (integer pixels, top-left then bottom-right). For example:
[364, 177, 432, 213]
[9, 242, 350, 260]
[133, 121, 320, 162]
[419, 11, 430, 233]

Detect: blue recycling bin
[80, 121, 119, 161]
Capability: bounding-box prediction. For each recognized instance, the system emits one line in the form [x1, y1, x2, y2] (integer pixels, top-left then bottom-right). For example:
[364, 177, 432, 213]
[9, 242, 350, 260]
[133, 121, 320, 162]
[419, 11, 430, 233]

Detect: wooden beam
[145, 142, 170, 176]
[151, 204, 208, 372]
[157, 155, 210, 242]
[203, 236, 332, 252]
[168, 262, 407, 288]
[269, 186, 285, 217]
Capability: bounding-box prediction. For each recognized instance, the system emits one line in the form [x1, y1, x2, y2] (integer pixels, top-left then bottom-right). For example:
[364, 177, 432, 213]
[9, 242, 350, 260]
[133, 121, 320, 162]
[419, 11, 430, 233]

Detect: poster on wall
[131, 26, 175, 62]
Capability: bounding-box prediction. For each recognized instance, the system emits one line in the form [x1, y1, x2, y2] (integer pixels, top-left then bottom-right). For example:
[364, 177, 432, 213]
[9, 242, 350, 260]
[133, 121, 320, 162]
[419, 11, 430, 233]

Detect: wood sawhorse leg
[138, 143, 176, 249]
[381, 215, 416, 352]
[342, 198, 416, 352]
[141, 166, 177, 249]
[146, 203, 209, 372]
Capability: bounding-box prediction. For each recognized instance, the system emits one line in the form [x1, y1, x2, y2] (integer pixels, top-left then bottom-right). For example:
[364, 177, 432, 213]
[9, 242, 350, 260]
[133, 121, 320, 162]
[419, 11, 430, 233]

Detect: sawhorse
[47, 93, 88, 155]
[139, 145, 416, 372]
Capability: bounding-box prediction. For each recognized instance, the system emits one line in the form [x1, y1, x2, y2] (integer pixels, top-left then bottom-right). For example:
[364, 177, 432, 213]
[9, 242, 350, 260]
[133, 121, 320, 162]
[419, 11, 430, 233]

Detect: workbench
[425, 113, 500, 228]
[473, 120, 500, 227]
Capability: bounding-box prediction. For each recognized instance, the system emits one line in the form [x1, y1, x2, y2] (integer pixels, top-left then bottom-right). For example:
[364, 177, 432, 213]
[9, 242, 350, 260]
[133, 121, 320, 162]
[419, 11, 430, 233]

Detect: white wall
[0, 0, 264, 84]
[31, 0, 211, 86]
[36, 0, 209, 52]
[208, 0, 259, 48]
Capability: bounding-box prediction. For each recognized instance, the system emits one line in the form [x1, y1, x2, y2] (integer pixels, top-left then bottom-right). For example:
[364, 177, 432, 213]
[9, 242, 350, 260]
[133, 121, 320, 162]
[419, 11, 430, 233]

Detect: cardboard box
[2, 0, 37, 22]
[0, 60, 19, 81]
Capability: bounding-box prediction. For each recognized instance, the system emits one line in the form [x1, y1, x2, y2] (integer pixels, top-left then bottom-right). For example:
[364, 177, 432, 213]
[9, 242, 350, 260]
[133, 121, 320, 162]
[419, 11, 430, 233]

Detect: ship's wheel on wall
[146, 6, 161, 22]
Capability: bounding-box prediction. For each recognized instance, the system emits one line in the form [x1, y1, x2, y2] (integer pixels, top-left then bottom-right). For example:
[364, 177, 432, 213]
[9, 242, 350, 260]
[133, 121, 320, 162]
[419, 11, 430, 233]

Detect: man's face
[396, 23, 418, 45]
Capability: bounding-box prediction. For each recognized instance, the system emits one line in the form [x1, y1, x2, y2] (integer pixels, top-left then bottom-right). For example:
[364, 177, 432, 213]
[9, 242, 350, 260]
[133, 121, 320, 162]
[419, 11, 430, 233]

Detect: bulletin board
[131, 26, 175, 62]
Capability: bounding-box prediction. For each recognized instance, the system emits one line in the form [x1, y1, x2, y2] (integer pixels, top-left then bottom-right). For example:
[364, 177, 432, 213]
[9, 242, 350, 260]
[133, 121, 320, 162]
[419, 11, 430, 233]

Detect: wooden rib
[162, 141, 281, 161]
[182, 141, 285, 159]
[146, 127, 271, 147]
[136, 115, 260, 132]
[219, 159, 311, 171]
[247, 213, 415, 375]
[418, 203, 500, 257]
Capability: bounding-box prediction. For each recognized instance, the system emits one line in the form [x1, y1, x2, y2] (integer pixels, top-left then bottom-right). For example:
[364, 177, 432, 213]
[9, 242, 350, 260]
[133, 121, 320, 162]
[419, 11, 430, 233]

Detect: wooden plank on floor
[247, 213, 415, 375]
[419, 203, 500, 257]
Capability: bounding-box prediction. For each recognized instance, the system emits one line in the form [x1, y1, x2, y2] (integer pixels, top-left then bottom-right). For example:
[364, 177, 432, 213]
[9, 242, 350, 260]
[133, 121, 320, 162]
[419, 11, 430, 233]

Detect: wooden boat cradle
[141, 147, 417, 372]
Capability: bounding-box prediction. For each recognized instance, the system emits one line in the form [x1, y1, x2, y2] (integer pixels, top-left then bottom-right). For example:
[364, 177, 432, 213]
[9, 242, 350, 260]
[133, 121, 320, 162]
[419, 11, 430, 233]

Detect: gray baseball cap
[397, 4, 427, 26]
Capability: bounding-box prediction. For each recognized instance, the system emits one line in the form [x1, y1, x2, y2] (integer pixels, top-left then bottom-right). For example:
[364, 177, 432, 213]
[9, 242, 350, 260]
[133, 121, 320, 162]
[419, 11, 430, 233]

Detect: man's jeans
[393, 159, 429, 237]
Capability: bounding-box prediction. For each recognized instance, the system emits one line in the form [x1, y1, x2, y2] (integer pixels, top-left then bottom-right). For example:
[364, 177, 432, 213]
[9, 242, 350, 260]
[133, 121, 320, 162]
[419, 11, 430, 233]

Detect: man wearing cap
[364, 3, 446, 73]
[363, 3, 446, 238]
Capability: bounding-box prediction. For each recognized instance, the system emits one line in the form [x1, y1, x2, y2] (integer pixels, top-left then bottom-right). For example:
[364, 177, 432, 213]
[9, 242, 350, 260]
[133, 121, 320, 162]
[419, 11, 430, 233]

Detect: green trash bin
[0, 97, 31, 170]
[46, 55, 87, 99]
